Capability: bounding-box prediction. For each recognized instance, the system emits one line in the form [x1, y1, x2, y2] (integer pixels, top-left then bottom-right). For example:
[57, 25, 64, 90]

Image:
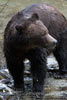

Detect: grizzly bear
[4, 11, 57, 92]
[21, 3, 67, 75]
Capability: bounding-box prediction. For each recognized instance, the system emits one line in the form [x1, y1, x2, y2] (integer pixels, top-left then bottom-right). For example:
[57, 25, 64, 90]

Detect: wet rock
[47, 54, 59, 71]
[0, 69, 11, 79]
[0, 96, 4, 100]
[0, 83, 13, 94]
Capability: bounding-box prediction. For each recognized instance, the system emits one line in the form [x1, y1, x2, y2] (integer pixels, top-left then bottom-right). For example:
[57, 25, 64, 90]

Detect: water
[0, 0, 67, 100]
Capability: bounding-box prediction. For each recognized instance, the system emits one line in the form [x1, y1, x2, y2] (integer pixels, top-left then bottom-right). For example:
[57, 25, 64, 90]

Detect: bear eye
[41, 31, 46, 36]
[41, 33, 45, 37]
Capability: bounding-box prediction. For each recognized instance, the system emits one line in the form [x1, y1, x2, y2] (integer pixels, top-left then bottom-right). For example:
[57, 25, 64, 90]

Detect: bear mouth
[46, 44, 56, 55]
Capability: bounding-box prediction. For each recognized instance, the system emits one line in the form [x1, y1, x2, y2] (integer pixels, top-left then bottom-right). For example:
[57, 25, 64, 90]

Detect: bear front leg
[28, 48, 47, 93]
[5, 53, 25, 90]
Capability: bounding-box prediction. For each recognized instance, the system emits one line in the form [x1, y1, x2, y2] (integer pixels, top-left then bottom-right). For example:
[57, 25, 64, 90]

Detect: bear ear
[29, 13, 39, 22]
[15, 24, 26, 32]
[15, 24, 23, 32]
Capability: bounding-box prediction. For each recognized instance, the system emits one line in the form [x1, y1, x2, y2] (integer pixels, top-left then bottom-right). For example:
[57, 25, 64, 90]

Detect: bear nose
[53, 40, 58, 46]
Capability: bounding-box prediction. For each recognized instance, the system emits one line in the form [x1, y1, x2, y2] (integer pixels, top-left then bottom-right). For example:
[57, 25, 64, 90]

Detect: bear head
[15, 13, 57, 51]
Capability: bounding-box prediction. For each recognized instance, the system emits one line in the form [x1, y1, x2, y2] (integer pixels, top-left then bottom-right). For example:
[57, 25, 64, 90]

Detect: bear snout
[52, 39, 57, 47]
[45, 34, 57, 50]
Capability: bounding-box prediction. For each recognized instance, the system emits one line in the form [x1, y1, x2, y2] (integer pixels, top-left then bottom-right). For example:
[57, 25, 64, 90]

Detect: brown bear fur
[21, 3, 67, 74]
[4, 3, 67, 92]
[4, 10, 56, 92]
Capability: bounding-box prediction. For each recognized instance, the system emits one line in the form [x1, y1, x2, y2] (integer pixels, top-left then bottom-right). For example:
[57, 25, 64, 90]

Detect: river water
[0, 0, 67, 100]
